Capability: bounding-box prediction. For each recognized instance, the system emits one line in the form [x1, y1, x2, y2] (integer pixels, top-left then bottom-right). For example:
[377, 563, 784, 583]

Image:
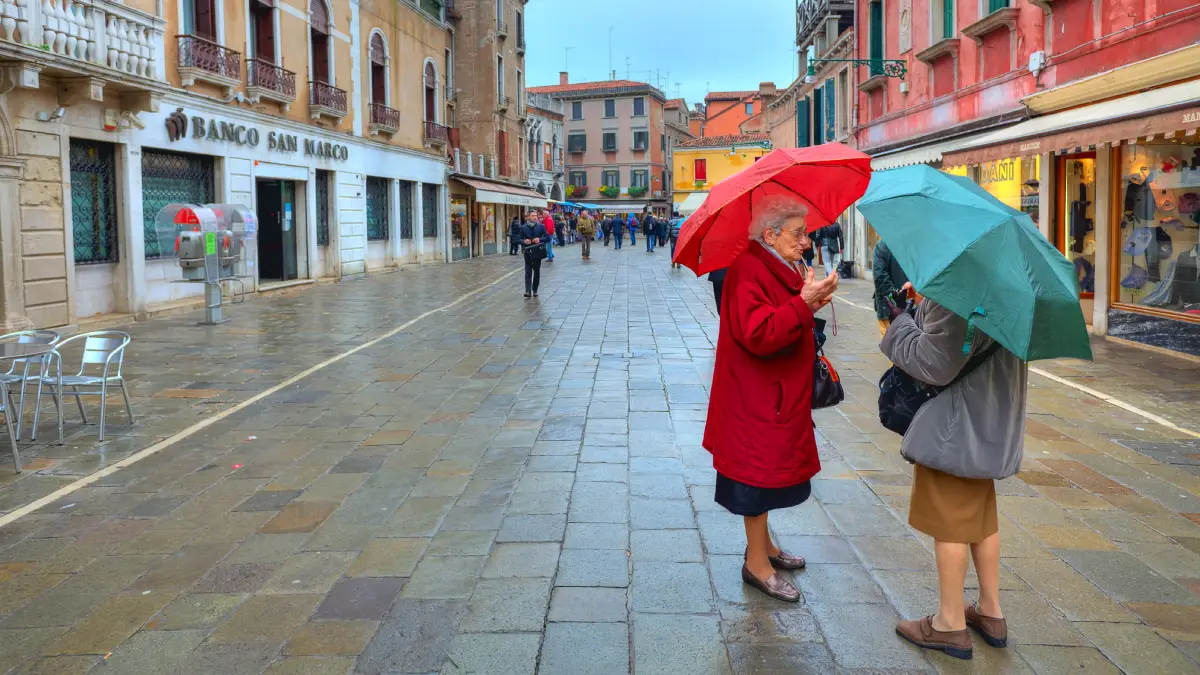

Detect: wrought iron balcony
[496, 19, 508, 38]
[0, 0, 166, 110]
[795, 0, 854, 52]
[178, 35, 241, 96]
[445, 83, 457, 106]
[309, 80, 347, 120]
[369, 102, 399, 134]
[246, 58, 296, 109]
[424, 120, 450, 146]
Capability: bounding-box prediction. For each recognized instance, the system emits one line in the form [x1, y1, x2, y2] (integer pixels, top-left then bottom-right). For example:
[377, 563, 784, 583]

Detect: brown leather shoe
[895, 616, 973, 660]
[965, 603, 1008, 648]
[769, 550, 807, 570]
[741, 565, 801, 603]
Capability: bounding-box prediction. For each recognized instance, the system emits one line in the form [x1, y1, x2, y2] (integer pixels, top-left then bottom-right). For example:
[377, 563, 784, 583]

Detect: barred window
[422, 183, 439, 237]
[366, 176, 390, 241]
[70, 139, 119, 265]
[141, 149, 214, 259]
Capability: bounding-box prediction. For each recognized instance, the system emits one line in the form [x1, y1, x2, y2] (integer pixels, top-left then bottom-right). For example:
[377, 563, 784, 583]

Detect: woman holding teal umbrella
[860, 165, 1092, 661]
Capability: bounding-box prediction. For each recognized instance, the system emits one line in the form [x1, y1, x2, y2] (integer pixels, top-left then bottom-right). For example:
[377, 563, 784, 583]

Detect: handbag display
[523, 243, 548, 263]
[877, 342, 1001, 436]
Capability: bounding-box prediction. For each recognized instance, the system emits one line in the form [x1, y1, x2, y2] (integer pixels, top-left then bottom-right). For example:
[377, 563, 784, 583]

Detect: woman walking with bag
[882, 299, 1026, 661]
[519, 213, 550, 298]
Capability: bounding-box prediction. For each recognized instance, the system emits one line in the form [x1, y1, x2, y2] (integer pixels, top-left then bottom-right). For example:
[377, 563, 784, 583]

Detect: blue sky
[524, 0, 798, 107]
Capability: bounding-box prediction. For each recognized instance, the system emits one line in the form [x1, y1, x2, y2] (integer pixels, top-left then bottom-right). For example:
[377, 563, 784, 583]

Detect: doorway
[257, 179, 298, 282]
[1054, 152, 1097, 324]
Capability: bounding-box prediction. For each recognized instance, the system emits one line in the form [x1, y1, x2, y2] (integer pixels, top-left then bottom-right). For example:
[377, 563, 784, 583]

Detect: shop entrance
[256, 179, 299, 282]
[1053, 153, 1097, 325]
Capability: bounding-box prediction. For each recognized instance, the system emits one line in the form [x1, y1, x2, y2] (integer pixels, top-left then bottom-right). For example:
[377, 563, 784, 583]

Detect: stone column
[118, 143, 146, 315]
[0, 156, 30, 330]
[414, 180, 425, 262]
[1091, 148, 1113, 335]
[1037, 151, 1054, 241]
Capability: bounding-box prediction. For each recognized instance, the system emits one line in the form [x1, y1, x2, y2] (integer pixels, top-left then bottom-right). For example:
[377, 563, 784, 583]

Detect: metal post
[202, 281, 224, 325]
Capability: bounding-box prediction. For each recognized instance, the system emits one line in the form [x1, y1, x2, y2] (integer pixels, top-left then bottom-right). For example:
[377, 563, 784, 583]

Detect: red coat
[543, 215, 555, 235]
[703, 243, 820, 488]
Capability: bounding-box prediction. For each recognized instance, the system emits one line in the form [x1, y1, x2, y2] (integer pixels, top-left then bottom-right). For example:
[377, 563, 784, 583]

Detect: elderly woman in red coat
[702, 195, 839, 602]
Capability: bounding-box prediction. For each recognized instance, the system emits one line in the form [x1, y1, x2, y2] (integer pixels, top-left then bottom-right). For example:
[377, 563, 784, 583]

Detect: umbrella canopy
[672, 144, 872, 275]
[857, 165, 1092, 362]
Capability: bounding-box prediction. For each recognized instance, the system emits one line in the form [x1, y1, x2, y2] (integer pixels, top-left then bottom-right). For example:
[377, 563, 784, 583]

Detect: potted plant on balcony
[598, 185, 620, 198]
[627, 185, 648, 198]
[568, 185, 587, 198]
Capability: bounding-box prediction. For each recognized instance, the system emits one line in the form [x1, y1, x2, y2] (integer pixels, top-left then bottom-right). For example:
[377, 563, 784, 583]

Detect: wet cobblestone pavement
[1, 243, 1199, 674]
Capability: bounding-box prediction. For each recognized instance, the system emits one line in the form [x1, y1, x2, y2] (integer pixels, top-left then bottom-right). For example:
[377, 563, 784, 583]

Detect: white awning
[453, 177, 548, 208]
[677, 191, 708, 215]
[869, 138, 972, 170]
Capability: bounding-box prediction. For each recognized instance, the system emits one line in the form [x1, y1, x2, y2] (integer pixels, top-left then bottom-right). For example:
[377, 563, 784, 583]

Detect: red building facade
[853, 0, 1200, 356]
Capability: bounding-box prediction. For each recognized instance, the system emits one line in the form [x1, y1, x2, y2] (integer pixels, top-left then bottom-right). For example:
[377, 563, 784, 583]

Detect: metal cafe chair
[0, 330, 59, 471]
[34, 331, 133, 442]
[0, 330, 61, 441]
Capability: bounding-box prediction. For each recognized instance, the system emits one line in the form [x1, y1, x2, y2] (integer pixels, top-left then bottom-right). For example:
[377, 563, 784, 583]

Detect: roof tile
[677, 133, 770, 149]
[705, 90, 759, 102]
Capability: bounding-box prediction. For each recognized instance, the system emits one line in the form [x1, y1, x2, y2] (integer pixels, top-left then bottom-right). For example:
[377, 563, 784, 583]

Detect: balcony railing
[424, 120, 450, 145]
[0, 0, 164, 85]
[369, 102, 399, 133]
[796, 0, 855, 53]
[496, 19, 508, 37]
[309, 80, 347, 120]
[177, 35, 241, 93]
[246, 58, 296, 106]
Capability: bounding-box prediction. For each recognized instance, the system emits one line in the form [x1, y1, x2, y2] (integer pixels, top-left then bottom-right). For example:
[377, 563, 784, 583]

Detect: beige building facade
[0, 0, 457, 329]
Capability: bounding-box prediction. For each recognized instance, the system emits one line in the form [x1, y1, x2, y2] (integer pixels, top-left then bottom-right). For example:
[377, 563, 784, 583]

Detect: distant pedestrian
[601, 214, 612, 246]
[627, 213, 637, 246]
[818, 221, 844, 276]
[508, 217, 521, 255]
[542, 210, 556, 261]
[577, 210, 595, 260]
[613, 215, 624, 249]
[669, 211, 684, 268]
[518, 213, 550, 298]
[643, 209, 656, 252]
[872, 240, 910, 339]
[656, 213, 670, 252]
[569, 213, 579, 243]
[555, 213, 566, 247]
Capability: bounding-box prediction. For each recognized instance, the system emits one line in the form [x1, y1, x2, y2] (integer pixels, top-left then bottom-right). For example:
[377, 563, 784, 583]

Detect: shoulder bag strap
[947, 341, 1003, 388]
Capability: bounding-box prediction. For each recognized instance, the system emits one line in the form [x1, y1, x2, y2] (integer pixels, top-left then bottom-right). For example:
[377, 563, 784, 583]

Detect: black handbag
[878, 341, 1001, 436]
[523, 243, 548, 263]
[811, 316, 844, 409]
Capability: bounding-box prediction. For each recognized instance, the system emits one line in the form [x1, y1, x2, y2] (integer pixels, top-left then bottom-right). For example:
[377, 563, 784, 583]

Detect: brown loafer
[769, 550, 807, 570]
[741, 565, 801, 603]
[965, 603, 1008, 648]
[895, 616, 973, 660]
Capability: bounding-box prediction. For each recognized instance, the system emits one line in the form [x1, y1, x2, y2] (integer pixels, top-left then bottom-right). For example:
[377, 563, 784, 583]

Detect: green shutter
[813, 87, 824, 145]
[869, 1, 883, 61]
[796, 98, 810, 147]
[988, 0, 1008, 12]
[943, 1, 954, 38]
[824, 78, 837, 141]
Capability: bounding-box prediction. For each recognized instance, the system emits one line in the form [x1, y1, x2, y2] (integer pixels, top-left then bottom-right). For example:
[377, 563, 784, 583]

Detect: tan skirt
[908, 464, 998, 544]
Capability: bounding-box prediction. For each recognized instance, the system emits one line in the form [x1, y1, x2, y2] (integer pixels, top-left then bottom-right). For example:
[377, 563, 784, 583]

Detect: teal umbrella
[857, 165, 1092, 362]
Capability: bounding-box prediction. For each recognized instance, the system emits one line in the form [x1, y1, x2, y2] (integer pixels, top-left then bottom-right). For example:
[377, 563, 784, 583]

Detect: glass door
[1056, 153, 1097, 323]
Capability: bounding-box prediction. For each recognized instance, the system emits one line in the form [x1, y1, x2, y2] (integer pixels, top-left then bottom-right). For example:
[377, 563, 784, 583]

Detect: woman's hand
[800, 267, 837, 311]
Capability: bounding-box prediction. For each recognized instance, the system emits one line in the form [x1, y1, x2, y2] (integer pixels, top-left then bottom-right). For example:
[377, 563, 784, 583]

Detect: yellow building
[673, 134, 771, 215]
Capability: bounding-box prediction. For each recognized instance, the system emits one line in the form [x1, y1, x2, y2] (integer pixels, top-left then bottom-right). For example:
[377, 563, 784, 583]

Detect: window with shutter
[796, 98, 810, 147]
[424, 62, 437, 121]
[603, 170, 619, 187]
[310, 0, 330, 83]
[251, 0, 275, 62]
[988, 0, 1009, 12]
[633, 131, 648, 151]
[824, 78, 836, 141]
[694, 159, 707, 182]
[633, 97, 645, 116]
[568, 134, 586, 152]
[572, 101, 582, 119]
[604, 99, 615, 117]
[603, 132, 616, 152]
[868, 1, 883, 61]
[943, 1, 954, 39]
[370, 34, 387, 104]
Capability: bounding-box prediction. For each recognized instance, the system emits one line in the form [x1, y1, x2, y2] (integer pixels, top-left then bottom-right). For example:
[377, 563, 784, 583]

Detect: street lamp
[804, 59, 907, 84]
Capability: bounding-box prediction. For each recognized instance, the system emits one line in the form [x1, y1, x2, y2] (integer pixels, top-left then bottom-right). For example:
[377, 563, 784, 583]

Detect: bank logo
[166, 109, 188, 142]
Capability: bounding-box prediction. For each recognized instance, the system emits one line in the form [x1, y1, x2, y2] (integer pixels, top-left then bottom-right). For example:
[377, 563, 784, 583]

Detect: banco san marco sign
[165, 109, 350, 161]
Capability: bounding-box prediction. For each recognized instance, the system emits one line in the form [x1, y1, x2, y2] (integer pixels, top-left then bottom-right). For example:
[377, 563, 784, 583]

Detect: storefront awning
[453, 177, 548, 208]
[677, 191, 708, 215]
[943, 79, 1200, 167]
[869, 138, 974, 170]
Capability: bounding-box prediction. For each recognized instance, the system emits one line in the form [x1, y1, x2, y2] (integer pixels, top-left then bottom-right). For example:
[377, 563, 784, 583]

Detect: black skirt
[715, 473, 812, 517]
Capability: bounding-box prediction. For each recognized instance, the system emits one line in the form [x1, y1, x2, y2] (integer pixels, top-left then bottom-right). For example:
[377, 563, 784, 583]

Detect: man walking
[873, 240, 910, 338]
[627, 213, 637, 246]
[819, 221, 844, 276]
[508, 216, 521, 255]
[542, 209, 556, 262]
[669, 211, 683, 268]
[613, 214, 624, 250]
[601, 214, 611, 246]
[643, 209, 656, 252]
[577, 210, 595, 260]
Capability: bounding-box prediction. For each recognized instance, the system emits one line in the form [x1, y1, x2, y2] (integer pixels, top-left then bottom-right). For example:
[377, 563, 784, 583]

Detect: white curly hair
[747, 194, 809, 241]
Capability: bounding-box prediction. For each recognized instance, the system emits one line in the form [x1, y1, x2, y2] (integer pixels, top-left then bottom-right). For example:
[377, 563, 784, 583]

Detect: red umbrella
[673, 144, 872, 275]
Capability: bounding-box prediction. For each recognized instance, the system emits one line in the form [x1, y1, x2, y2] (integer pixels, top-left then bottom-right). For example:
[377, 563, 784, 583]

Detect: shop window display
[1059, 156, 1096, 295]
[450, 198, 469, 261]
[1117, 142, 1200, 315]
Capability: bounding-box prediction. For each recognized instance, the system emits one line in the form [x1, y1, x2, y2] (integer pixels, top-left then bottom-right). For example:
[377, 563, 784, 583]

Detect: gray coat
[880, 300, 1028, 480]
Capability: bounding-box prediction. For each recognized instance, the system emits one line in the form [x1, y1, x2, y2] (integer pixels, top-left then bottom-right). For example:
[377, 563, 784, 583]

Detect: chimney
[559, 71, 569, 86]
[759, 81, 777, 98]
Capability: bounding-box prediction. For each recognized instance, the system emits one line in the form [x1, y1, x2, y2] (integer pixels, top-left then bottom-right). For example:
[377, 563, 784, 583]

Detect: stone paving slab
[1, 244, 1199, 673]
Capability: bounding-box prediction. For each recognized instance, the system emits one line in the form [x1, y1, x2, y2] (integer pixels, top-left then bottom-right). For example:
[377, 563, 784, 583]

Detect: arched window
[310, 0, 331, 83]
[423, 62, 437, 122]
[249, 0, 275, 64]
[369, 32, 387, 104]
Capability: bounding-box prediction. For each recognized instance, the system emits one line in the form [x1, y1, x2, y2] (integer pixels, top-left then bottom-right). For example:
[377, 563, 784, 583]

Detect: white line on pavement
[0, 267, 523, 529]
[834, 295, 1200, 440]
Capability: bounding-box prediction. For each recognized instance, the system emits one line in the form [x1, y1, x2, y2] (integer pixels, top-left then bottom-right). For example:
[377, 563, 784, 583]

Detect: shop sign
[1183, 111, 1200, 125]
[979, 159, 1016, 185]
[165, 110, 349, 161]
